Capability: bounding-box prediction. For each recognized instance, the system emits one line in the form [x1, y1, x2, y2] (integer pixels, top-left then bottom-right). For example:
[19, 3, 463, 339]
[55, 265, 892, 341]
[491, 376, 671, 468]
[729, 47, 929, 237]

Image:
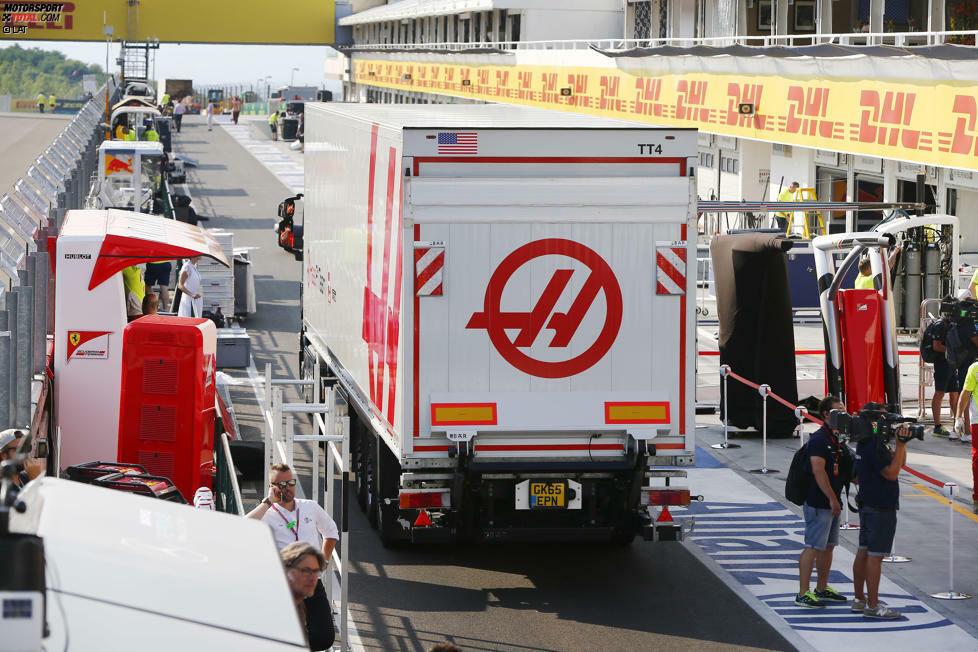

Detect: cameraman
[924, 299, 958, 438]
[945, 293, 978, 442]
[795, 396, 848, 608]
[851, 424, 908, 620]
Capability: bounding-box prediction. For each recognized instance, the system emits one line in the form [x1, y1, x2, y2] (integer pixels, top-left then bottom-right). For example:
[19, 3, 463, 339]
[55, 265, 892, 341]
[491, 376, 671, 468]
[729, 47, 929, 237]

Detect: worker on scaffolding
[775, 182, 800, 232]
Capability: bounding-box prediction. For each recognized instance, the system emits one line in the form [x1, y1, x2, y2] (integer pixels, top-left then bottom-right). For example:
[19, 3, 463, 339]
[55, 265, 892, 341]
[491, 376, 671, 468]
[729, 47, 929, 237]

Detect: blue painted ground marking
[674, 468, 977, 646]
[694, 445, 725, 468]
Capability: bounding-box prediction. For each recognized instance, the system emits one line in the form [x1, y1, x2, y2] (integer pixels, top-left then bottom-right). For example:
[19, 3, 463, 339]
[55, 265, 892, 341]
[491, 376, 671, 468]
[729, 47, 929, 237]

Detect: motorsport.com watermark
[2, 2, 66, 24]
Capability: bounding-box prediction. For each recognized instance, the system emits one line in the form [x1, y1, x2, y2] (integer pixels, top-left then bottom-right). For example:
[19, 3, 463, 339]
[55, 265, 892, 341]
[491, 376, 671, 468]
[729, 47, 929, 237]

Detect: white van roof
[10, 478, 306, 649]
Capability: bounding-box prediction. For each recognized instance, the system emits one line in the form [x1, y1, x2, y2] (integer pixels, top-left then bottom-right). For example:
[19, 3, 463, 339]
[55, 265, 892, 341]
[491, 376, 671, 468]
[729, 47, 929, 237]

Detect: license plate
[529, 480, 567, 510]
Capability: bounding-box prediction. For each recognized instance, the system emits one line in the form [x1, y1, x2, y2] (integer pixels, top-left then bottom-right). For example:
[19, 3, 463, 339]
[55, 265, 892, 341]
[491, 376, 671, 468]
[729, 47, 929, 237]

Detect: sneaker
[933, 425, 951, 438]
[949, 431, 960, 441]
[851, 598, 866, 613]
[962, 434, 972, 443]
[815, 586, 848, 603]
[795, 590, 827, 608]
[864, 603, 901, 619]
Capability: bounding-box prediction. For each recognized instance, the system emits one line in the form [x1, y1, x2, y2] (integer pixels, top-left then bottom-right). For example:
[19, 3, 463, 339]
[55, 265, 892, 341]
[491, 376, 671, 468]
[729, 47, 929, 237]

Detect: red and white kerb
[415, 246, 445, 296]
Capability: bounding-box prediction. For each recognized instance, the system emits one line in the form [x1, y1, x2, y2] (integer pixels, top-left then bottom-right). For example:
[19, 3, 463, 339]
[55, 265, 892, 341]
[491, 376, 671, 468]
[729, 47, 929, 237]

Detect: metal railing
[0, 78, 120, 444]
[214, 432, 245, 515]
[341, 29, 978, 52]
[261, 359, 353, 652]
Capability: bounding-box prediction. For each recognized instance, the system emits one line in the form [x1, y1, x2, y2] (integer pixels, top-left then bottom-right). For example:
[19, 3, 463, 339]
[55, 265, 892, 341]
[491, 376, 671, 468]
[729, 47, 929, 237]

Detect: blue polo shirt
[805, 427, 844, 509]
[856, 438, 899, 511]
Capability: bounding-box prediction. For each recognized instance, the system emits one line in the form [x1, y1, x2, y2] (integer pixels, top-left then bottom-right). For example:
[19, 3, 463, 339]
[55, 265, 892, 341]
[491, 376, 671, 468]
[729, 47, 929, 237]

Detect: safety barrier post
[929, 482, 972, 600]
[749, 384, 778, 474]
[794, 406, 808, 449]
[882, 533, 912, 563]
[712, 365, 740, 450]
[839, 493, 859, 531]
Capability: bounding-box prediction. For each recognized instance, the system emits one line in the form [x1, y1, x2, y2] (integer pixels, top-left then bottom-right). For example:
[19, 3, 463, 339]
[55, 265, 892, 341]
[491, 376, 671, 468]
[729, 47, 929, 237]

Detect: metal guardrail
[341, 29, 978, 52]
[0, 78, 120, 442]
[215, 432, 245, 515]
[261, 359, 353, 652]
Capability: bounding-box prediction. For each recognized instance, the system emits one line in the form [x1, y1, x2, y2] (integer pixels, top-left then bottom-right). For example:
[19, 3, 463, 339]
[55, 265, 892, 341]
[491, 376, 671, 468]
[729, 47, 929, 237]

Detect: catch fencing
[259, 359, 354, 652]
[0, 77, 120, 444]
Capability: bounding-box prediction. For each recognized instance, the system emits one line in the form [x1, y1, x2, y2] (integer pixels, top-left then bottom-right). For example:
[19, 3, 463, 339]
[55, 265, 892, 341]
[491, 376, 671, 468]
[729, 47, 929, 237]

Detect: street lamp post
[290, 67, 299, 87]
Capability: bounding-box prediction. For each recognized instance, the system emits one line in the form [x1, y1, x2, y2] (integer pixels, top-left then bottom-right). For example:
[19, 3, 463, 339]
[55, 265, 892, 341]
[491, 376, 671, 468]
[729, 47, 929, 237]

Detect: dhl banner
[0, 1, 334, 44]
[355, 59, 978, 172]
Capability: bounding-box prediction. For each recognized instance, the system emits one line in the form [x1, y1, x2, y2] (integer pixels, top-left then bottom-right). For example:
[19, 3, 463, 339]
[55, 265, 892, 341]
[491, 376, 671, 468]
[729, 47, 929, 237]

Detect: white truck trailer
[301, 104, 698, 544]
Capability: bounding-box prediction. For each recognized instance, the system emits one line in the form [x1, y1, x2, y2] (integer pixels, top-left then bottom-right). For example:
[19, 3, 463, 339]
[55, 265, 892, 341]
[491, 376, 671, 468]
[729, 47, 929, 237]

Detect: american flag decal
[437, 132, 478, 154]
[415, 246, 445, 296]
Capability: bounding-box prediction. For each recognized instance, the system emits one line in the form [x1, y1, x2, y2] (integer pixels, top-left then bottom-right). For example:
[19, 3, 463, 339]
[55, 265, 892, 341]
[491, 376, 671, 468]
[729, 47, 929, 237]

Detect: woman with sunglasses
[246, 463, 339, 650]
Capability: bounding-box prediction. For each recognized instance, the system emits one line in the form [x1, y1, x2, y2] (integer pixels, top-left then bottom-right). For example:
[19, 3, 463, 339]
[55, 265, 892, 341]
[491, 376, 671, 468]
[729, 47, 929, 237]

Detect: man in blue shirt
[795, 396, 848, 608]
[852, 427, 907, 619]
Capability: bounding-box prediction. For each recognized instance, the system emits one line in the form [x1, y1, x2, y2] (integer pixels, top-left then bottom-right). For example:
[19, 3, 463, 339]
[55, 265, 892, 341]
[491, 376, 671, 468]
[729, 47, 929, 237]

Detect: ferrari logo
[69, 332, 80, 346]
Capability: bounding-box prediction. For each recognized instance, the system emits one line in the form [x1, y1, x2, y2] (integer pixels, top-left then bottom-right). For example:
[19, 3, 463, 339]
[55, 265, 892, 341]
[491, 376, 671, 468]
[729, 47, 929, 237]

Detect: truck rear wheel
[609, 529, 636, 546]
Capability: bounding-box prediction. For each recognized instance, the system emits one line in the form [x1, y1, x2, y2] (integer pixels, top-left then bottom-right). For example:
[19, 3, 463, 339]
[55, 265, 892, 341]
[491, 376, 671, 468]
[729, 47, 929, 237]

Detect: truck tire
[609, 529, 636, 546]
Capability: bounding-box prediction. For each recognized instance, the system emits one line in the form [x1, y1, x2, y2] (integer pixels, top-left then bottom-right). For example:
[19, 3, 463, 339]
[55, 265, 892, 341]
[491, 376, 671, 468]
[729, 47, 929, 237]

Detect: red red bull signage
[105, 153, 134, 177]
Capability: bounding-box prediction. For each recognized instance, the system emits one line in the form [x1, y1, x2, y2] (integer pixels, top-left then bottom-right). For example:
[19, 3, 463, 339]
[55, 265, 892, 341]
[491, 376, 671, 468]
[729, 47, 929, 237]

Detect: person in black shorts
[926, 312, 959, 438]
[852, 426, 908, 619]
[144, 261, 172, 311]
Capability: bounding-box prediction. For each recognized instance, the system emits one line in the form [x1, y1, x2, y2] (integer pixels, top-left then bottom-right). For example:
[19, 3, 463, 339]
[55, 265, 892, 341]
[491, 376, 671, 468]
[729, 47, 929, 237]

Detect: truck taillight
[399, 491, 451, 509]
[641, 489, 690, 507]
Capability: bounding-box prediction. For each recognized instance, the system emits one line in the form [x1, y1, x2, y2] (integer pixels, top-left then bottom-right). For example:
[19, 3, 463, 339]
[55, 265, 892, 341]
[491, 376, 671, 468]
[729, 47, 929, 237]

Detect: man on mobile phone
[246, 463, 339, 650]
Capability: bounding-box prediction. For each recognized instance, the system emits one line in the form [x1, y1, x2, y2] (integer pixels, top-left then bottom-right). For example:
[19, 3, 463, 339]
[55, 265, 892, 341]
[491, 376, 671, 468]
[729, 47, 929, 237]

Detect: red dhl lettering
[857, 90, 920, 147]
[675, 80, 708, 121]
[943, 94, 978, 156]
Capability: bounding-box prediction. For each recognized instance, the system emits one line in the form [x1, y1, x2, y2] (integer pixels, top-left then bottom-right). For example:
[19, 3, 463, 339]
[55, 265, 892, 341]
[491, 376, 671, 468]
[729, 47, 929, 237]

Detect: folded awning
[59, 209, 229, 290]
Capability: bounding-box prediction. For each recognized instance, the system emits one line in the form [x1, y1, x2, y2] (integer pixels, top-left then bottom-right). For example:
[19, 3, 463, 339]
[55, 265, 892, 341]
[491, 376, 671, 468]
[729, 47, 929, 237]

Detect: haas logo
[466, 238, 623, 379]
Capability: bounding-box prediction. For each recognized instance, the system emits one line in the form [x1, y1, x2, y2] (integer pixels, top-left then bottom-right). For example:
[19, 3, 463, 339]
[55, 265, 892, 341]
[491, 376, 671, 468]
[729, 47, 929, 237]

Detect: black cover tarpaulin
[711, 232, 799, 436]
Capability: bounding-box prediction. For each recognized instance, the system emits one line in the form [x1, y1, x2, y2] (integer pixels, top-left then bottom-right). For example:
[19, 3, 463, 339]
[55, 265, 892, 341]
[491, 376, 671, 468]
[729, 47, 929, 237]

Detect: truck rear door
[404, 129, 696, 462]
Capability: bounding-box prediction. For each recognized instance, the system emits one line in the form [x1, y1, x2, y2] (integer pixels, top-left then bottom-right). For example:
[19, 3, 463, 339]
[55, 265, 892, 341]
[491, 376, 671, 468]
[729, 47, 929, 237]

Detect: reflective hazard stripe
[415, 247, 444, 296]
[656, 246, 686, 295]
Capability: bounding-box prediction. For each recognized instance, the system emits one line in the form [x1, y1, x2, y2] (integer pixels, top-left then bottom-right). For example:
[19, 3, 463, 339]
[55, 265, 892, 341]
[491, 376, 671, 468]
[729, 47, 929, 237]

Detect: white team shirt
[260, 498, 339, 551]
